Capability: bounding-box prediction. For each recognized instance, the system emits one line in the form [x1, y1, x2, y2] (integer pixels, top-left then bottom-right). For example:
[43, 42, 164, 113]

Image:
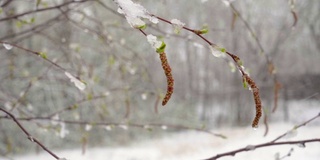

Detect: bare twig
[0, 107, 60, 159]
[0, 0, 94, 22]
[0, 41, 83, 84]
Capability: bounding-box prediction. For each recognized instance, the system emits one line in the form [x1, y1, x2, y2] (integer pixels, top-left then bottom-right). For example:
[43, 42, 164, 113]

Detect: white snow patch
[147, 34, 162, 50]
[65, 72, 86, 91]
[209, 44, 226, 58]
[114, 0, 158, 28]
[170, 19, 185, 34]
[3, 43, 13, 50]
[5, 122, 320, 160]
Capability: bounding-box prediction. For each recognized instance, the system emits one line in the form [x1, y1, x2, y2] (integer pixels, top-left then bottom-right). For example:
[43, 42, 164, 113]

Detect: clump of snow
[3, 43, 13, 50]
[59, 122, 69, 139]
[65, 72, 86, 91]
[170, 19, 185, 34]
[209, 44, 226, 58]
[118, 124, 128, 130]
[114, 0, 158, 28]
[146, 34, 162, 50]
[283, 129, 298, 139]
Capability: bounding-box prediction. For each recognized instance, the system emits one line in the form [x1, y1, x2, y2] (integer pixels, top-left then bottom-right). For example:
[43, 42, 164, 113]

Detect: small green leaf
[199, 28, 208, 34]
[108, 55, 115, 66]
[20, 20, 28, 24]
[216, 134, 227, 139]
[243, 78, 248, 89]
[0, 8, 3, 15]
[199, 24, 209, 34]
[75, 46, 80, 52]
[71, 104, 78, 110]
[16, 21, 23, 28]
[237, 60, 243, 66]
[87, 93, 93, 100]
[220, 47, 226, 53]
[136, 24, 146, 30]
[38, 52, 47, 59]
[156, 41, 166, 53]
[30, 17, 35, 23]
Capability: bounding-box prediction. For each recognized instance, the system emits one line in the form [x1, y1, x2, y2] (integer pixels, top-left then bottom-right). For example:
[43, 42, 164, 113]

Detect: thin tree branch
[0, 0, 94, 23]
[205, 138, 320, 160]
[205, 112, 320, 160]
[0, 107, 60, 160]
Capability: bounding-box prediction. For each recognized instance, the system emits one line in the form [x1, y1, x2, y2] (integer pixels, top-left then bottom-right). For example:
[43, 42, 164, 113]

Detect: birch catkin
[243, 74, 262, 128]
[159, 52, 174, 106]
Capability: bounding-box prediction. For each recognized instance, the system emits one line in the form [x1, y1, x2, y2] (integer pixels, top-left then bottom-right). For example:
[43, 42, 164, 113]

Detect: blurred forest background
[0, 0, 319, 157]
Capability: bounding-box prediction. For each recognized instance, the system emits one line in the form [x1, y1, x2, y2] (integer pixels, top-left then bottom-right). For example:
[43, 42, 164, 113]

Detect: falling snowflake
[85, 124, 92, 131]
[118, 124, 128, 130]
[141, 93, 147, 100]
[161, 125, 168, 130]
[59, 122, 69, 138]
[105, 125, 112, 131]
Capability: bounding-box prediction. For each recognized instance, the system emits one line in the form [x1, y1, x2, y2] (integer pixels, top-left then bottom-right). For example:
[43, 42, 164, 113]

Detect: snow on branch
[204, 112, 320, 160]
[114, 0, 158, 28]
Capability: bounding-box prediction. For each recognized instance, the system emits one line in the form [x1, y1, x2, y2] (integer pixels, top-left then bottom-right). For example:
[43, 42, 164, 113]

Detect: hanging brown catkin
[243, 74, 262, 128]
[159, 52, 174, 106]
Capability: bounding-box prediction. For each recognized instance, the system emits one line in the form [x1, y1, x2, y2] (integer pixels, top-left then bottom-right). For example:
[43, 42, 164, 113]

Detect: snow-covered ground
[1, 100, 319, 160]
[2, 122, 319, 160]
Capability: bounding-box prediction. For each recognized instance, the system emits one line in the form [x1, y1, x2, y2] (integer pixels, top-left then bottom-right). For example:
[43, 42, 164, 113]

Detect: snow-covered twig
[205, 138, 320, 160]
[204, 112, 320, 160]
